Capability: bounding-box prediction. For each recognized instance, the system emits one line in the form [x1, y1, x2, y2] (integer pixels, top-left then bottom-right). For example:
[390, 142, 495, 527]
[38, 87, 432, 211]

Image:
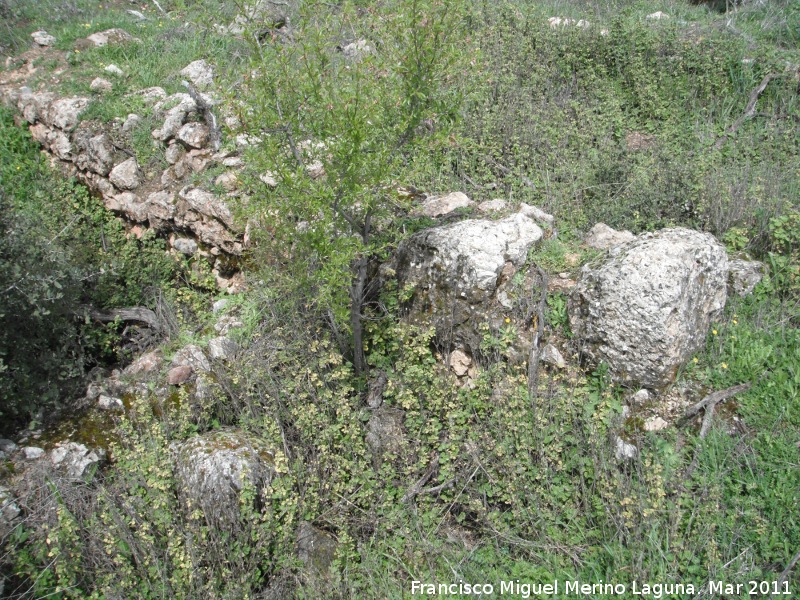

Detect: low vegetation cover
[0, 0, 798, 598]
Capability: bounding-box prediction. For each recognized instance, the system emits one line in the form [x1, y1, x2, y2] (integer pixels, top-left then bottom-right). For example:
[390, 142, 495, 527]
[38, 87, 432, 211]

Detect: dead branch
[83, 306, 162, 332]
[680, 383, 752, 426]
[714, 75, 774, 150]
[402, 455, 440, 503]
[182, 81, 221, 152]
[775, 549, 800, 595]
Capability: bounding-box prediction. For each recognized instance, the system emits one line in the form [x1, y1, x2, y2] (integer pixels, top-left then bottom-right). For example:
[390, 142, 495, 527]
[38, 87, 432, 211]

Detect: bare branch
[714, 75, 775, 150]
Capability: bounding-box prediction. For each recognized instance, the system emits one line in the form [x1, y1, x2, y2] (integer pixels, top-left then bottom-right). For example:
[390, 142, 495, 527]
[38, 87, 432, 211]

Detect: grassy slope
[0, 0, 798, 598]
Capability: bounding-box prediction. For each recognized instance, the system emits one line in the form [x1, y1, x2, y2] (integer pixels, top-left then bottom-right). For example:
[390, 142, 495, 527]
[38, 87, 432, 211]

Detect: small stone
[615, 437, 638, 461]
[168, 365, 193, 385]
[541, 344, 567, 369]
[85, 28, 138, 48]
[180, 59, 214, 89]
[306, 160, 325, 179]
[415, 192, 474, 218]
[631, 389, 651, 405]
[0, 439, 17, 453]
[212, 298, 229, 313]
[109, 157, 142, 190]
[172, 344, 211, 372]
[31, 31, 56, 46]
[90, 77, 113, 94]
[173, 238, 198, 256]
[477, 199, 507, 213]
[177, 122, 209, 149]
[123, 350, 162, 376]
[222, 156, 244, 168]
[342, 39, 372, 59]
[518, 203, 555, 227]
[98, 394, 124, 411]
[259, 172, 278, 187]
[584, 222, 635, 250]
[728, 259, 764, 297]
[208, 336, 237, 360]
[646, 11, 669, 20]
[215, 315, 244, 335]
[127, 9, 147, 20]
[215, 171, 239, 191]
[122, 113, 141, 132]
[165, 144, 186, 165]
[23, 446, 45, 460]
[644, 417, 669, 432]
[104, 64, 124, 77]
[449, 349, 473, 377]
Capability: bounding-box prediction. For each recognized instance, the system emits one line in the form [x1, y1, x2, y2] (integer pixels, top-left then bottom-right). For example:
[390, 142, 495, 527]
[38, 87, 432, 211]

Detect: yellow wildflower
[721, 363, 728, 369]
[712, 329, 718, 335]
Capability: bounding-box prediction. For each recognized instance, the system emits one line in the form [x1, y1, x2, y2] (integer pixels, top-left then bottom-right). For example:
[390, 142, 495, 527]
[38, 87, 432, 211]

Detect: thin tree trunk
[350, 254, 368, 377]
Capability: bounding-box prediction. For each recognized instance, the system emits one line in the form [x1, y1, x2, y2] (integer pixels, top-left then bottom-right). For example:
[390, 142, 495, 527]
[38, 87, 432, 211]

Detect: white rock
[48, 97, 89, 131]
[31, 31, 56, 46]
[127, 9, 147, 20]
[165, 143, 185, 165]
[173, 238, 198, 256]
[90, 77, 113, 94]
[109, 157, 142, 190]
[631, 389, 651, 405]
[208, 336, 238, 360]
[22, 447, 45, 460]
[177, 122, 209, 149]
[615, 437, 638, 460]
[584, 222, 636, 250]
[569, 228, 728, 387]
[477, 199, 507, 213]
[212, 298, 229, 313]
[259, 172, 278, 187]
[541, 344, 567, 369]
[645, 417, 669, 432]
[86, 28, 138, 47]
[728, 259, 764, 297]
[180, 59, 214, 89]
[50, 442, 104, 479]
[122, 113, 141, 132]
[449, 349, 473, 377]
[104, 64, 124, 76]
[342, 39, 372, 59]
[646, 11, 669, 20]
[171, 344, 211, 373]
[415, 192, 474, 218]
[0, 439, 17, 453]
[98, 394, 124, 411]
[519, 203, 555, 227]
[222, 156, 244, 168]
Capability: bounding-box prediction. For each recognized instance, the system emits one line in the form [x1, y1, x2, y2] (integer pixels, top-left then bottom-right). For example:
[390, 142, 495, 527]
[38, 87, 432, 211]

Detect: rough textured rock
[449, 349, 474, 377]
[630, 389, 651, 405]
[415, 192, 474, 218]
[366, 408, 405, 456]
[615, 437, 638, 460]
[0, 439, 17, 453]
[541, 344, 567, 369]
[123, 350, 162, 376]
[297, 522, 338, 580]
[31, 31, 56, 46]
[48, 97, 89, 131]
[646, 11, 669, 20]
[85, 28, 139, 47]
[569, 228, 728, 387]
[180, 59, 214, 89]
[172, 344, 211, 373]
[208, 336, 237, 360]
[105, 64, 124, 77]
[393, 212, 544, 353]
[50, 442, 105, 479]
[73, 132, 114, 175]
[177, 122, 209, 149]
[645, 416, 668, 431]
[97, 394, 124, 411]
[22, 447, 45, 460]
[477, 199, 507, 213]
[168, 365, 193, 385]
[585, 223, 636, 250]
[109, 157, 142, 190]
[728, 259, 764, 297]
[90, 77, 113, 94]
[173, 429, 275, 528]
[519, 203, 555, 228]
[173, 237, 198, 256]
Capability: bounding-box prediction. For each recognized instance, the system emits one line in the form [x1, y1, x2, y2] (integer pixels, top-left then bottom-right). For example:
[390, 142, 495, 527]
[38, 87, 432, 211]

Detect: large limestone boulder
[173, 429, 275, 528]
[392, 212, 544, 353]
[569, 228, 728, 388]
